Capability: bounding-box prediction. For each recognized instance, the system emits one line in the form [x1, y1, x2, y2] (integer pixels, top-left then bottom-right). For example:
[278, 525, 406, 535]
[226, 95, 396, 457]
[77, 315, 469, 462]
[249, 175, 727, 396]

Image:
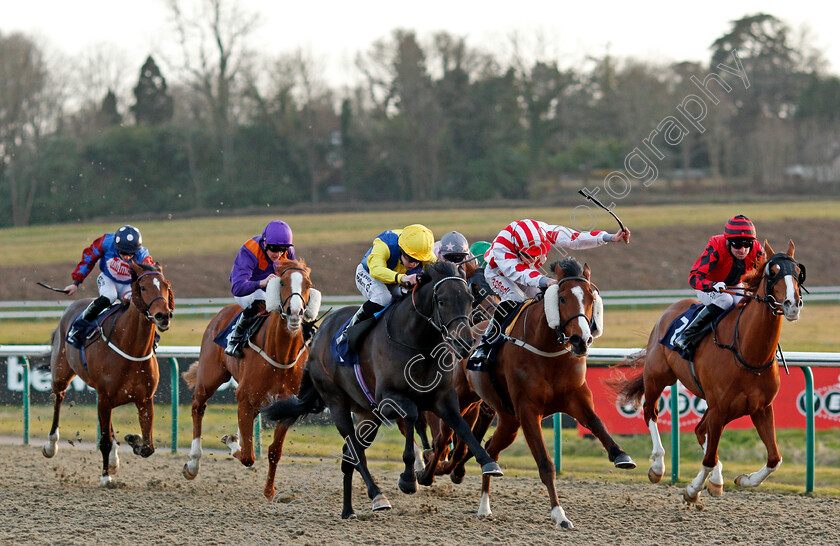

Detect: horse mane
[549, 258, 583, 278]
[274, 257, 310, 274]
[740, 254, 769, 291]
[137, 261, 162, 273]
[421, 260, 460, 282]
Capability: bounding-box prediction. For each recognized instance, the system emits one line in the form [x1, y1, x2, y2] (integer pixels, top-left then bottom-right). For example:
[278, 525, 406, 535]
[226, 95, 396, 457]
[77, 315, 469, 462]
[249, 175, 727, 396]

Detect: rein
[712, 254, 803, 374]
[97, 270, 168, 362]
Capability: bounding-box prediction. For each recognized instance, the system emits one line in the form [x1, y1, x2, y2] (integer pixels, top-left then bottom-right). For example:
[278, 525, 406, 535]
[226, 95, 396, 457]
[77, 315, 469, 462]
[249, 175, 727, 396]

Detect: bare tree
[164, 0, 259, 188]
[0, 32, 64, 226]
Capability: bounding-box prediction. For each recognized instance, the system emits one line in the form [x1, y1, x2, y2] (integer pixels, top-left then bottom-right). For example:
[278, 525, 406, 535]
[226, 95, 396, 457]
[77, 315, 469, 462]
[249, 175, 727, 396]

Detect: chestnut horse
[42, 261, 174, 485]
[612, 241, 804, 503]
[432, 258, 635, 529]
[182, 258, 320, 500]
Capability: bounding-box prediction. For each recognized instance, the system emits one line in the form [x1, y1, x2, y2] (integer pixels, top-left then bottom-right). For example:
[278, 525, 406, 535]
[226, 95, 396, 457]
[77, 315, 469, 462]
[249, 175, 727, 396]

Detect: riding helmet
[398, 224, 435, 262]
[114, 225, 142, 254]
[723, 215, 756, 240]
[512, 219, 550, 257]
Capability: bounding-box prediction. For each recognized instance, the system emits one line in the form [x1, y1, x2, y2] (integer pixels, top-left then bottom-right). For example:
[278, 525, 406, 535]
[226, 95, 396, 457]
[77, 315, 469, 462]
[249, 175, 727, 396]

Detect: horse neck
[389, 290, 440, 345]
[516, 300, 555, 348]
[734, 292, 783, 366]
[114, 303, 155, 351]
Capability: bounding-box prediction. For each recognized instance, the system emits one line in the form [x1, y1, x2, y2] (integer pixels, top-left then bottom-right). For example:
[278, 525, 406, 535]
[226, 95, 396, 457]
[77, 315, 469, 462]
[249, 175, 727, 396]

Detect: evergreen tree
[98, 89, 122, 127]
[131, 56, 173, 125]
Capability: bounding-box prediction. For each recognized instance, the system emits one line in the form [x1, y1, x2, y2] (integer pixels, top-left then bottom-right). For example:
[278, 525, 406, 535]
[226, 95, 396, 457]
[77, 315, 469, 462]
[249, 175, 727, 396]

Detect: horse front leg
[477, 412, 519, 519]
[735, 404, 782, 488]
[264, 421, 291, 500]
[433, 391, 503, 477]
[564, 384, 635, 469]
[685, 408, 724, 503]
[231, 402, 257, 467]
[331, 408, 389, 517]
[125, 397, 155, 457]
[97, 399, 116, 486]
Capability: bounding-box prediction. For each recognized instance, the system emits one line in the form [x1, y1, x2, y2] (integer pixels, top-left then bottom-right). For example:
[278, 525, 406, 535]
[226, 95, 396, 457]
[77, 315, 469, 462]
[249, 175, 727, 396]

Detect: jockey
[673, 215, 765, 352]
[469, 219, 630, 366]
[470, 241, 491, 268]
[225, 220, 295, 358]
[64, 225, 155, 346]
[433, 231, 472, 264]
[337, 224, 435, 343]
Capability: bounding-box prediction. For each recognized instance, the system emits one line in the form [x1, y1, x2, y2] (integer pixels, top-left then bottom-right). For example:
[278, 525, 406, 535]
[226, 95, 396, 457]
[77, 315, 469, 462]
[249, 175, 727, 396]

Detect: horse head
[757, 240, 805, 322]
[130, 261, 174, 332]
[265, 258, 320, 333]
[547, 259, 599, 356]
[416, 261, 474, 359]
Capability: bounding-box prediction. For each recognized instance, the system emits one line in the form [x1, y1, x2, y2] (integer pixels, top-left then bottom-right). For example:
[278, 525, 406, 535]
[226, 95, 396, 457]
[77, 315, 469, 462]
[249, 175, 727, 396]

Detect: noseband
[273, 266, 310, 320]
[552, 276, 598, 347]
[135, 271, 169, 322]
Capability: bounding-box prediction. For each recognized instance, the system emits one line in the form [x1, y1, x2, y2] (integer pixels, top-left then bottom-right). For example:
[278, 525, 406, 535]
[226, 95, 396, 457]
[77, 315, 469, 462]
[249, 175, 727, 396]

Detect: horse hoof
[559, 520, 573, 529]
[264, 487, 275, 501]
[423, 449, 434, 463]
[371, 494, 392, 511]
[183, 463, 198, 480]
[614, 453, 636, 470]
[416, 470, 432, 487]
[683, 489, 699, 504]
[648, 468, 663, 483]
[100, 475, 112, 486]
[481, 462, 503, 477]
[42, 445, 56, 458]
[451, 466, 466, 484]
[341, 510, 357, 520]
[706, 481, 723, 497]
[398, 475, 417, 495]
[734, 474, 746, 486]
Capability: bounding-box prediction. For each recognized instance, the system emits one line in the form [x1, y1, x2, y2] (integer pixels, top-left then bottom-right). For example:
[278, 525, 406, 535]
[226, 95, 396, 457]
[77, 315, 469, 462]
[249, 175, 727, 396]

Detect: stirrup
[224, 340, 245, 358]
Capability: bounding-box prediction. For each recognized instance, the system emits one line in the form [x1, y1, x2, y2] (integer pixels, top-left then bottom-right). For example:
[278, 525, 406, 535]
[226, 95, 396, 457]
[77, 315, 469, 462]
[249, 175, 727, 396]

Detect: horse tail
[260, 368, 324, 425]
[604, 349, 646, 408]
[182, 361, 200, 390]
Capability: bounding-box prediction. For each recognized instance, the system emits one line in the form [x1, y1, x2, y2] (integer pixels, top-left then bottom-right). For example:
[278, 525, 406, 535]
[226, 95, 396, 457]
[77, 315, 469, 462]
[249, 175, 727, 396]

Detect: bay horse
[447, 258, 635, 529]
[42, 261, 174, 485]
[611, 241, 804, 503]
[182, 258, 320, 500]
[261, 261, 503, 519]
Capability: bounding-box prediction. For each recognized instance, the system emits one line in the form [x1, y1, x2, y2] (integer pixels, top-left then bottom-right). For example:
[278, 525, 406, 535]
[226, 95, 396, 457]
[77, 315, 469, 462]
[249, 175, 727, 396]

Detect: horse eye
[140, 286, 146, 291]
[558, 295, 566, 304]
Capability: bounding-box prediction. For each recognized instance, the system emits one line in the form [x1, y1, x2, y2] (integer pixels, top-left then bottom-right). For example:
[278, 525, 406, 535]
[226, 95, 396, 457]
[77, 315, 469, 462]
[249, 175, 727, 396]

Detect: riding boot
[468, 300, 517, 368]
[67, 296, 112, 346]
[673, 305, 725, 353]
[336, 301, 382, 345]
[225, 303, 261, 358]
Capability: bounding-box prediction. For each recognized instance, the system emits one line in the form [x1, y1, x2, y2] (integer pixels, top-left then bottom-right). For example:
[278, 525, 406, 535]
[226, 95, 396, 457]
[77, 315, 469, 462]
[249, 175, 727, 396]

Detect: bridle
[386, 276, 471, 352]
[714, 253, 805, 374]
[134, 271, 170, 322]
[273, 266, 311, 321]
[552, 276, 599, 347]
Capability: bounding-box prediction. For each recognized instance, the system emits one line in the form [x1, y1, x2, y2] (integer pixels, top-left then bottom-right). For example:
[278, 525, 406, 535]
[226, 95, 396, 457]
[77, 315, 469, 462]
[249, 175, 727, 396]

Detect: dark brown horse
[436, 258, 635, 529]
[42, 261, 174, 485]
[261, 261, 503, 519]
[182, 258, 320, 500]
[611, 241, 804, 503]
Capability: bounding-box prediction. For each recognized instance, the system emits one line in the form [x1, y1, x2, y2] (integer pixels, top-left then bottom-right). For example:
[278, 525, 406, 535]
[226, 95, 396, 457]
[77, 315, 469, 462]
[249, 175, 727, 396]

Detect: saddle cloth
[331, 304, 391, 367]
[658, 303, 729, 361]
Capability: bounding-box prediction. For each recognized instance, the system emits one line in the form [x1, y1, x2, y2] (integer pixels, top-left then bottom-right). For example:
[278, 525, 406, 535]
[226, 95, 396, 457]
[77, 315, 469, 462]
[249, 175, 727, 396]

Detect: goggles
[442, 253, 467, 263]
[401, 251, 421, 264]
[265, 243, 291, 253]
[729, 239, 754, 250]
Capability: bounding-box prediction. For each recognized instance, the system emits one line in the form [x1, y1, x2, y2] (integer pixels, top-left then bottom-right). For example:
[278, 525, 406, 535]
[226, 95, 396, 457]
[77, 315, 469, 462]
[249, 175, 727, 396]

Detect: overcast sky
[3, 0, 838, 88]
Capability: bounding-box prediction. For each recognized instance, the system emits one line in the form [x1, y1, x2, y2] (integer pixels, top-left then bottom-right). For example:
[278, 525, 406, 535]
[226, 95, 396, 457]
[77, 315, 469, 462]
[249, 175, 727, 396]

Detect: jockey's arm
[542, 222, 613, 250]
[367, 239, 404, 284]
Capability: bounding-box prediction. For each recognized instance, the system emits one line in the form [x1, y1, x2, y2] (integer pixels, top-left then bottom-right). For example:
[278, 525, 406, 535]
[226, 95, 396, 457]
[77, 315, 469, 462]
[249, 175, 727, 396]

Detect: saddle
[465, 299, 530, 372]
[212, 311, 268, 350]
[66, 304, 121, 349]
[332, 305, 391, 367]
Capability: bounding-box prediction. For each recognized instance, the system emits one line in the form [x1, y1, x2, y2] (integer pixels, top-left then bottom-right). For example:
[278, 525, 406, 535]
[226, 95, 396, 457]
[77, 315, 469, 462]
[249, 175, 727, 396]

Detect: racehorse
[611, 241, 804, 503]
[261, 261, 503, 519]
[42, 261, 174, 485]
[431, 258, 636, 529]
[182, 258, 320, 500]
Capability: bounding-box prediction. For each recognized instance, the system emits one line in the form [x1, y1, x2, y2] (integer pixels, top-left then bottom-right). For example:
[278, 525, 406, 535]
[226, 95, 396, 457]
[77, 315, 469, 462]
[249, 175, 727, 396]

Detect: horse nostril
[586, 336, 593, 346]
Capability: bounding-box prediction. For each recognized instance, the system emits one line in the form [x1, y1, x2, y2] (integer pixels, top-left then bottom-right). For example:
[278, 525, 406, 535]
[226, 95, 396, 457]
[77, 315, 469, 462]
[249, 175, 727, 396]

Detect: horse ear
[582, 263, 591, 281]
[552, 261, 564, 279]
[167, 281, 175, 311]
[763, 240, 774, 256]
[786, 239, 795, 258]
